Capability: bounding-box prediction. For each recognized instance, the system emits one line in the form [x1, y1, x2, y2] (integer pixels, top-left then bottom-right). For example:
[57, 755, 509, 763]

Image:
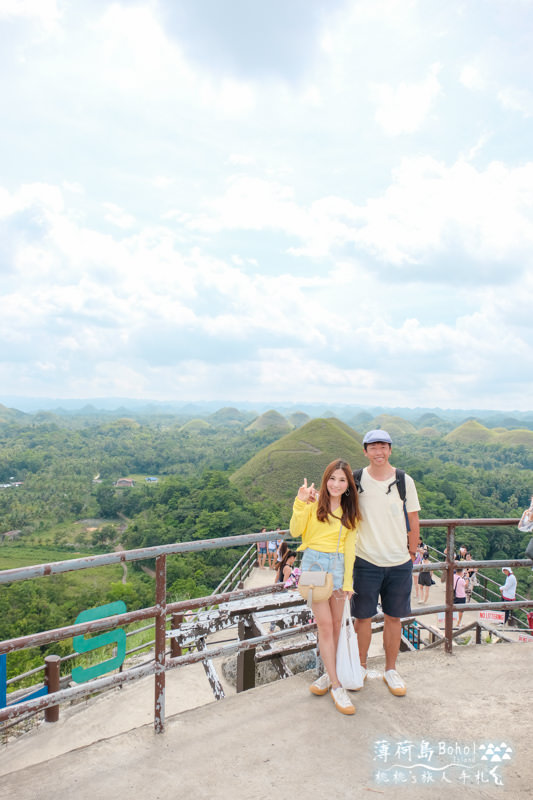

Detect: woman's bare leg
[313, 591, 346, 687]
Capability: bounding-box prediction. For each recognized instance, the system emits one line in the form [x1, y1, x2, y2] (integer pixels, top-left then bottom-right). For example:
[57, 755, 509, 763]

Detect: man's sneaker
[330, 686, 355, 715]
[383, 669, 406, 696]
[309, 672, 331, 696]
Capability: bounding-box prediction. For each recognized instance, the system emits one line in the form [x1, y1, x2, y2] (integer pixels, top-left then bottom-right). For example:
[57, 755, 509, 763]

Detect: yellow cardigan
[289, 498, 357, 591]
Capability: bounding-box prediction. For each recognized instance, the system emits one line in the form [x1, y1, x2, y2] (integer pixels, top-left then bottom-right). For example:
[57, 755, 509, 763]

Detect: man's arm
[407, 511, 420, 562]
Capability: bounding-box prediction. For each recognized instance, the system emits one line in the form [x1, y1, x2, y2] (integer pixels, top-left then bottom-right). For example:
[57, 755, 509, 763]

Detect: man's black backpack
[352, 468, 411, 532]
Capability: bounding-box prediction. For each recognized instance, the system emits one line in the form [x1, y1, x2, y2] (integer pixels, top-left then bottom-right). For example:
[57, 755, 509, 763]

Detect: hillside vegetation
[1, 404, 533, 683]
[231, 418, 366, 503]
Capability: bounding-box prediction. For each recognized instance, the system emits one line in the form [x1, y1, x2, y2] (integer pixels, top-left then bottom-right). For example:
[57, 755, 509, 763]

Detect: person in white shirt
[499, 567, 517, 625]
[352, 429, 421, 697]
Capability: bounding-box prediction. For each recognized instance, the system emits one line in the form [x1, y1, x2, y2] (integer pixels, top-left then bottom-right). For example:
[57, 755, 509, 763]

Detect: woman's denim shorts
[300, 548, 344, 591]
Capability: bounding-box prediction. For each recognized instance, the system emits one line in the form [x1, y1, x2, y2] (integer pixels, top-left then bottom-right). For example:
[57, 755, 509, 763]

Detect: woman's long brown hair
[316, 459, 360, 529]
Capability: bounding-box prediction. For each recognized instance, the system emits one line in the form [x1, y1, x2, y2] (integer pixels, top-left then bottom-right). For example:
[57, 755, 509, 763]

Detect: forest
[1, 406, 532, 680]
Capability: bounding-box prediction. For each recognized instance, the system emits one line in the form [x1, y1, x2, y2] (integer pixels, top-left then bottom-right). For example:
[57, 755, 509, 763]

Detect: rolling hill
[245, 410, 292, 433]
[230, 417, 366, 505]
[445, 420, 533, 448]
[368, 414, 417, 438]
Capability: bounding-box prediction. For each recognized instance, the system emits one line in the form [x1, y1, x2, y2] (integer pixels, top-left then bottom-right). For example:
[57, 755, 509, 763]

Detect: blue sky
[1, 0, 532, 410]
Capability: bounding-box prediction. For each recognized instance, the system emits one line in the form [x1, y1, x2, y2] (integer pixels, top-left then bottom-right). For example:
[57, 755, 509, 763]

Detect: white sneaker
[330, 686, 355, 715]
[309, 672, 331, 696]
[383, 669, 406, 696]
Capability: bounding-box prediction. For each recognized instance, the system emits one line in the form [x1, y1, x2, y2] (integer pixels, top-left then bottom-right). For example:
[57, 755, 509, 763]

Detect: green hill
[208, 407, 252, 426]
[231, 417, 366, 505]
[445, 420, 533, 449]
[415, 413, 452, 433]
[245, 410, 292, 433]
[369, 414, 417, 438]
[445, 420, 495, 444]
[417, 426, 441, 438]
[498, 429, 533, 447]
[180, 419, 212, 433]
[0, 404, 28, 424]
[287, 411, 311, 428]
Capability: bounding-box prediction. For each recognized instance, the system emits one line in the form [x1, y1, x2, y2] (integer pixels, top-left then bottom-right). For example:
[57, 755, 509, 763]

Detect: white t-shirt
[355, 468, 421, 567]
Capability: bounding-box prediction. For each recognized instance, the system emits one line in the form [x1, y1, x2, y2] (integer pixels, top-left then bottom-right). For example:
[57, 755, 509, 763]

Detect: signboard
[478, 610, 505, 623]
[437, 612, 458, 625]
[72, 601, 127, 683]
[518, 633, 533, 643]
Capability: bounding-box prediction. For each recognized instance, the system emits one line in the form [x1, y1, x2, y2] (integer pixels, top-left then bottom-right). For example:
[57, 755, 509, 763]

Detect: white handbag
[336, 596, 364, 691]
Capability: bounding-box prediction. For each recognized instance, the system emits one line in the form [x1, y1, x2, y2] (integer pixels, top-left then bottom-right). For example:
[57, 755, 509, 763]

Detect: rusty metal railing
[417, 519, 532, 652]
[0, 520, 532, 733]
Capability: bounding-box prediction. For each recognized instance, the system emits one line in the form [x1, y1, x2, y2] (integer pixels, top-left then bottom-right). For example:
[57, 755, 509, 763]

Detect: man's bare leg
[355, 617, 372, 668]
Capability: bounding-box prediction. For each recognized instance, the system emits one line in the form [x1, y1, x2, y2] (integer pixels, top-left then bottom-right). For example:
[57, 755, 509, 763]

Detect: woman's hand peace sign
[297, 477, 316, 503]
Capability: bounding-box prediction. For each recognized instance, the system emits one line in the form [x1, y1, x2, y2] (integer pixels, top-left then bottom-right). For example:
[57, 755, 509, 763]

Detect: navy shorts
[351, 557, 412, 619]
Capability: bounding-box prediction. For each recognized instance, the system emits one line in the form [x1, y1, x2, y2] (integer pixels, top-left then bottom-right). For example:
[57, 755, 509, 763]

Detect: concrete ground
[0, 644, 531, 800]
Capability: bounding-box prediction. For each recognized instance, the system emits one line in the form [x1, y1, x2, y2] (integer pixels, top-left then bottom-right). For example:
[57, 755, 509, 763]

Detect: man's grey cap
[363, 429, 393, 445]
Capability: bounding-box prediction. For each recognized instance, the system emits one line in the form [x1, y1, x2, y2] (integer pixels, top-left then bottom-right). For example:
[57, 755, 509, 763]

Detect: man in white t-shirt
[352, 429, 421, 697]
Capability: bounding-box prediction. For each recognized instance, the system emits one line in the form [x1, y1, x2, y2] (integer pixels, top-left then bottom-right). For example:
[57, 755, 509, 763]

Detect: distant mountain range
[0, 398, 532, 432]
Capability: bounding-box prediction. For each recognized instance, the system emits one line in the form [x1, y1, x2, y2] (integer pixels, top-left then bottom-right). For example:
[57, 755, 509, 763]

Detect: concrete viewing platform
[1, 642, 531, 800]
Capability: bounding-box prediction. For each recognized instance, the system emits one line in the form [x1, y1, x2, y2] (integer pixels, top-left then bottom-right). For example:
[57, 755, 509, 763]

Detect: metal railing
[0, 520, 531, 734]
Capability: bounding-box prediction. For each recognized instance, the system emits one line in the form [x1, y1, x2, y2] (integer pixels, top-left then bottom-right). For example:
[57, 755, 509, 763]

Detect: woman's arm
[289, 497, 313, 539]
[342, 526, 357, 593]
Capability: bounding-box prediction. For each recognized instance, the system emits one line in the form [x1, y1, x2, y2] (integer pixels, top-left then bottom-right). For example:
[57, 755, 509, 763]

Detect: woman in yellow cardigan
[290, 459, 359, 715]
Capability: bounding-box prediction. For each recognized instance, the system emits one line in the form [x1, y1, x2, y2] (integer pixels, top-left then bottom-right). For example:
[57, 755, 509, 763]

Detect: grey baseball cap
[363, 429, 392, 445]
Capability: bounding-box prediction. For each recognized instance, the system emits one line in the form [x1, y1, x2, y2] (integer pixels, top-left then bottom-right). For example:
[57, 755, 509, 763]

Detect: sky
[1, 0, 532, 411]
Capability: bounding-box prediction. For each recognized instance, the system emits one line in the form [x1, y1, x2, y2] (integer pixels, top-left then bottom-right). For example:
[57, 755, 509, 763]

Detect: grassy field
[0, 544, 95, 570]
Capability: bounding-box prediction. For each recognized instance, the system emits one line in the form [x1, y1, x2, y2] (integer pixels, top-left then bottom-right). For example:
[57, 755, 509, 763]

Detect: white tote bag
[336, 596, 364, 691]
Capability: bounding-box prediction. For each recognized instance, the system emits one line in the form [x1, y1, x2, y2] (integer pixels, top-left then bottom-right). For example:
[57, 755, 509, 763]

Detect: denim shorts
[351, 556, 412, 619]
[258, 547, 267, 554]
[300, 548, 345, 592]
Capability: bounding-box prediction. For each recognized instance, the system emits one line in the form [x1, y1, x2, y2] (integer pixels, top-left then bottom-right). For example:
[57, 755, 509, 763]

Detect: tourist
[499, 567, 517, 624]
[351, 430, 421, 697]
[275, 539, 289, 569]
[464, 552, 478, 601]
[290, 460, 359, 715]
[453, 567, 467, 627]
[412, 543, 424, 602]
[275, 550, 296, 584]
[417, 551, 433, 603]
[267, 536, 278, 570]
[257, 528, 268, 569]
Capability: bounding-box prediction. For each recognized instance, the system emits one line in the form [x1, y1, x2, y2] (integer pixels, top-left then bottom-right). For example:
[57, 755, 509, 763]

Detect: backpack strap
[386, 469, 410, 532]
[386, 469, 406, 501]
[352, 468, 364, 494]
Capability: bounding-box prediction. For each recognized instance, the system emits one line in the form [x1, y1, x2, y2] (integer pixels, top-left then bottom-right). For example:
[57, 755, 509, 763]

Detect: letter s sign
[71, 601, 127, 683]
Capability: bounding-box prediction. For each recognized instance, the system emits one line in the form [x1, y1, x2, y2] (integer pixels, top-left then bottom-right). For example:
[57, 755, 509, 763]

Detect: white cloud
[497, 86, 533, 118]
[1, 2, 533, 409]
[102, 202, 136, 230]
[459, 64, 486, 91]
[373, 63, 442, 136]
[0, 0, 59, 29]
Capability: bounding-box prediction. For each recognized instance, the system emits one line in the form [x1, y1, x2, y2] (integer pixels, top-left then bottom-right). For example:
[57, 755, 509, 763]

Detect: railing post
[236, 618, 256, 692]
[170, 613, 183, 658]
[154, 554, 166, 733]
[444, 524, 455, 654]
[44, 655, 61, 722]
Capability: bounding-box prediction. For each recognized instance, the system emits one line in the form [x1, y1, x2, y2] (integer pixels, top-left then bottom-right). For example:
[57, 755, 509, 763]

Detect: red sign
[478, 610, 505, 623]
